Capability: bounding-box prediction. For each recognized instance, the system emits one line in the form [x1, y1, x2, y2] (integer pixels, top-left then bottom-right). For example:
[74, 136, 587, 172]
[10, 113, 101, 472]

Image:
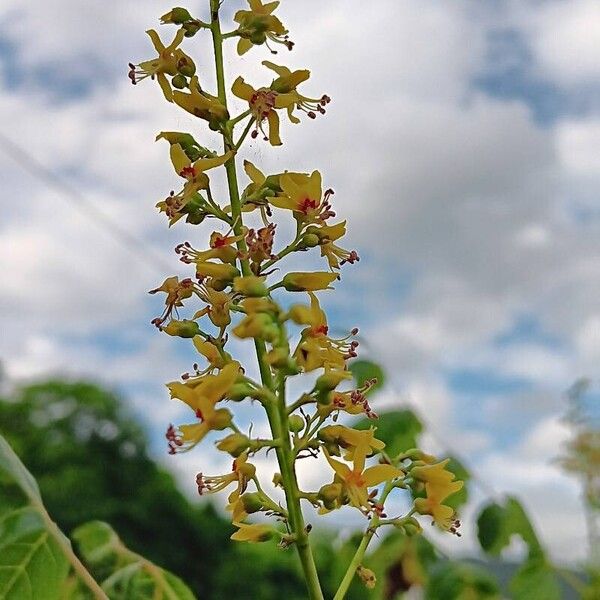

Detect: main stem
[333, 482, 395, 600]
[209, 4, 323, 599]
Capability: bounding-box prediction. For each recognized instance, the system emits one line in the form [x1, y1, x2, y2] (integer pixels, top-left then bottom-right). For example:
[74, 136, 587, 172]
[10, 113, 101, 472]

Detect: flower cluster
[132, 2, 463, 596]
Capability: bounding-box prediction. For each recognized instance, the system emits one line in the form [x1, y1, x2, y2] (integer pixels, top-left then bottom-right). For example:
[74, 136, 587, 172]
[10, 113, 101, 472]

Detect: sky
[1, 0, 599, 565]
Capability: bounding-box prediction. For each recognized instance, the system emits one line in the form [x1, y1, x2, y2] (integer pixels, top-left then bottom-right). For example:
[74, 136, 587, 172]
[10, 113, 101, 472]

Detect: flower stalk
[131, 1, 464, 597]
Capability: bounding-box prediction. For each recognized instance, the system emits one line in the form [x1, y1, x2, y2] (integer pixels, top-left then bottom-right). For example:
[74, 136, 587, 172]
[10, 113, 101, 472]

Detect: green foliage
[476, 496, 561, 599]
[72, 521, 196, 599]
[425, 562, 500, 600]
[0, 435, 69, 600]
[476, 497, 542, 560]
[0, 380, 233, 597]
[354, 409, 423, 457]
[350, 360, 386, 392]
[509, 559, 560, 600]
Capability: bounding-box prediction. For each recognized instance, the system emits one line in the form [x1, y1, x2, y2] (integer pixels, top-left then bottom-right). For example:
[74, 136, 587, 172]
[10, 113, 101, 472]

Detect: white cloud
[524, 0, 600, 86]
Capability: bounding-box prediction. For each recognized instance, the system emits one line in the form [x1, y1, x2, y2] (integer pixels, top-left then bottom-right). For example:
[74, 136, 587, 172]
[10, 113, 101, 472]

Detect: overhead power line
[0, 132, 172, 274]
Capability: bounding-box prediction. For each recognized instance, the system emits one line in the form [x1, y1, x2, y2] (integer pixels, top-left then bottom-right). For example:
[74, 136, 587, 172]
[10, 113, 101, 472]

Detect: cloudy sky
[1, 0, 599, 564]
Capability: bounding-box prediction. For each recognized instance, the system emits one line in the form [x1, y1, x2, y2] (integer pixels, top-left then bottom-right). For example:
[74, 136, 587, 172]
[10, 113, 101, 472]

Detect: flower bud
[288, 415, 304, 433]
[233, 275, 268, 297]
[393, 517, 422, 537]
[228, 382, 255, 402]
[272, 473, 283, 488]
[317, 483, 343, 509]
[183, 21, 201, 37]
[162, 319, 200, 338]
[282, 271, 338, 292]
[211, 408, 233, 431]
[299, 233, 320, 249]
[241, 492, 264, 514]
[171, 74, 187, 89]
[195, 262, 240, 283]
[216, 433, 250, 457]
[314, 370, 352, 393]
[177, 56, 196, 77]
[356, 565, 376, 590]
[160, 7, 192, 24]
[233, 313, 279, 343]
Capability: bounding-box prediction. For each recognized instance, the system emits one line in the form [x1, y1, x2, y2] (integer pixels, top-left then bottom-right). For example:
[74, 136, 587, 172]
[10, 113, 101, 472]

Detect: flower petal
[232, 76, 255, 101]
[362, 464, 402, 487]
[267, 111, 282, 146]
[237, 37, 253, 56]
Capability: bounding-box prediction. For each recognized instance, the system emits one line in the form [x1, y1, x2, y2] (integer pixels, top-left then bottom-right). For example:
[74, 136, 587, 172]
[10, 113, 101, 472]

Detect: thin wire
[0, 132, 172, 275]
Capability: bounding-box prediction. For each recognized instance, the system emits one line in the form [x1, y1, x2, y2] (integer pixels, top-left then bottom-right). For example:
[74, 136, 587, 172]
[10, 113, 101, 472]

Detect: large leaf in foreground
[0, 434, 71, 600]
[73, 521, 196, 600]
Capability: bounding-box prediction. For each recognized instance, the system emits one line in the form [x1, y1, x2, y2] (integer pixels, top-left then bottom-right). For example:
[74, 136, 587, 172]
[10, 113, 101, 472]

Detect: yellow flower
[192, 337, 229, 371]
[199, 452, 256, 496]
[156, 144, 233, 223]
[233, 0, 292, 56]
[232, 62, 327, 145]
[230, 522, 274, 543]
[324, 442, 402, 513]
[193, 282, 233, 328]
[306, 221, 359, 270]
[262, 61, 330, 123]
[149, 276, 194, 328]
[412, 459, 464, 530]
[168, 363, 240, 451]
[319, 426, 385, 461]
[282, 272, 338, 292]
[288, 293, 357, 372]
[172, 75, 229, 125]
[270, 171, 335, 224]
[128, 29, 194, 101]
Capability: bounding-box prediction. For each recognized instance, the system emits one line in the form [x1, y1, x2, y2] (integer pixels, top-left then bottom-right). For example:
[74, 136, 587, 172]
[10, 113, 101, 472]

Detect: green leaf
[0, 434, 70, 600]
[509, 559, 560, 600]
[476, 497, 544, 560]
[354, 410, 423, 457]
[349, 360, 385, 391]
[476, 503, 509, 556]
[73, 521, 196, 600]
[425, 562, 500, 600]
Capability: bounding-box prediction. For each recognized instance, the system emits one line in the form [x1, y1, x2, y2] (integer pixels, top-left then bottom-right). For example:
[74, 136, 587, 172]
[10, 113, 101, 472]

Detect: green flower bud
[241, 492, 264, 514]
[162, 319, 200, 338]
[318, 483, 343, 509]
[250, 31, 267, 45]
[171, 74, 188, 89]
[233, 275, 268, 297]
[288, 415, 304, 433]
[216, 433, 250, 457]
[177, 56, 196, 77]
[211, 408, 233, 431]
[183, 21, 201, 37]
[314, 370, 352, 393]
[161, 7, 192, 24]
[300, 233, 320, 249]
[272, 473, 283, 488]
[228, 382, 255, 402]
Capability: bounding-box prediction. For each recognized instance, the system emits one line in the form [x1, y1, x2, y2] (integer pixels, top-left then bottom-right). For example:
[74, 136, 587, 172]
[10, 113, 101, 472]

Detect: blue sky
[1, 0, 599, 563]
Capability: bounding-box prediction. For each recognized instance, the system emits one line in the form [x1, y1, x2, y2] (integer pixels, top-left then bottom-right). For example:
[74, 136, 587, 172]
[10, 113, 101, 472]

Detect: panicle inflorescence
[131, 2, 463, 596]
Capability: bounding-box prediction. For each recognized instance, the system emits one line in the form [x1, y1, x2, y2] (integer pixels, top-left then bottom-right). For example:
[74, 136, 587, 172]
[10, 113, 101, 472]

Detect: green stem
[333, 482, 395, 600]
[209, 4, 323, 598]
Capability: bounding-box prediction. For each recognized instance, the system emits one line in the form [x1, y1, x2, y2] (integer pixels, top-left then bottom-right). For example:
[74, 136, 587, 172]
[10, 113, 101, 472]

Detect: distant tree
[0, 379, 236, 597]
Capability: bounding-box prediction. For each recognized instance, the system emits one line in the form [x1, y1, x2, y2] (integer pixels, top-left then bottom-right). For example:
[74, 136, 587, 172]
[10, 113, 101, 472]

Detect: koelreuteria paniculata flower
[131, 2, 463, 597]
